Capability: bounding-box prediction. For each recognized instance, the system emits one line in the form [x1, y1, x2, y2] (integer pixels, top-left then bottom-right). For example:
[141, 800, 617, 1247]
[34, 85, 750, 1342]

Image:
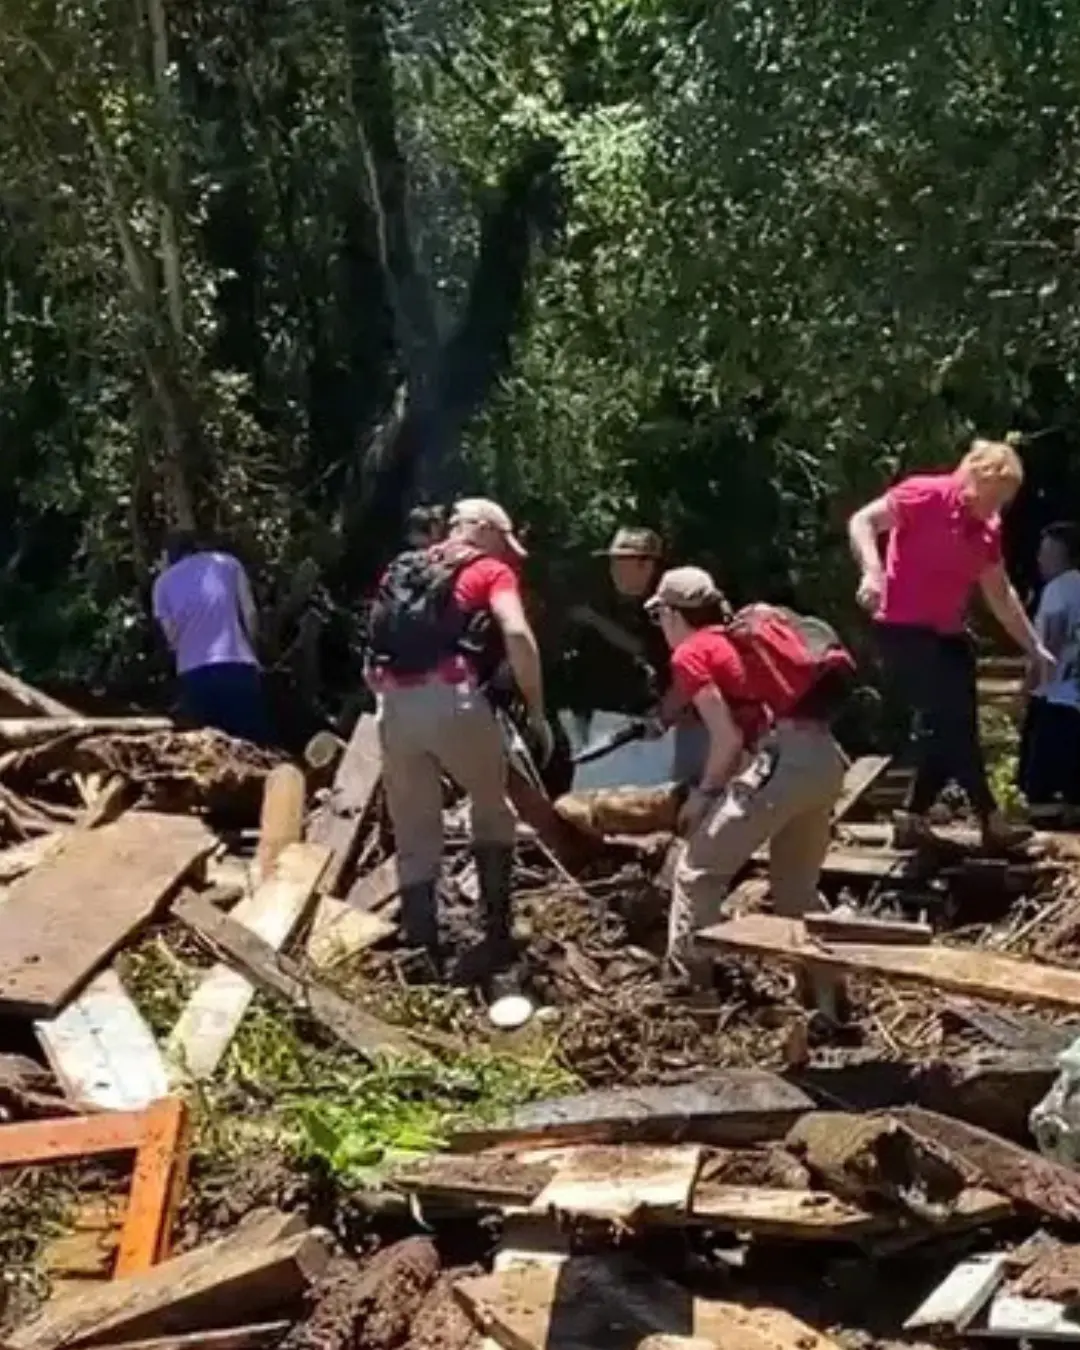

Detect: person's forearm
[848, 514, 884, 580]
[700, 730, 743, 792]
[504, 631, 544, 716]
[986, 583, 1040, 655]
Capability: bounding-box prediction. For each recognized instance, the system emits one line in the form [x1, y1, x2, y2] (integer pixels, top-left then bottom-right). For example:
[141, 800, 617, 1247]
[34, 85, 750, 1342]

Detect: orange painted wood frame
[0, 1096, 190, 1277]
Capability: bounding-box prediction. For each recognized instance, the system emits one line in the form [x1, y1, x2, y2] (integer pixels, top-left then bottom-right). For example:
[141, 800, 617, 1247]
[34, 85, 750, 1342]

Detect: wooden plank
[307, 713, 381, 896]
[9, 1220, 330, 1350]
[253, 764, 306, 884]
[166, 843, 330, 1083]
[0, 715, 174, 745]
[449, 1073, 814, 1153]
[804, 911, 932, 946]
[36, 969, 170, 1111]
[893, 1106, 1080, 1224]
[0, 812, 213, 1017]
[64, 1324, 291, 1350]
[508, 765, 602, 873]
[831, 755, 890, 823]
[983, 1293, 1080, 1340]
[306, 899, 396, 967]
[0, 666, 77, 718]
[172, 890, 425, 1060]
[387, 1154, 556, 1209]
[700, 913, 1080, 1014]
[904, 1253, 1009, 1332]
[0, 1107, 151, 1166]
[689, 1184, 885, 1239]
[116, 1097, 190, 1277]
[525, 1144, 703, 1222]
[343, 856, 401, 912]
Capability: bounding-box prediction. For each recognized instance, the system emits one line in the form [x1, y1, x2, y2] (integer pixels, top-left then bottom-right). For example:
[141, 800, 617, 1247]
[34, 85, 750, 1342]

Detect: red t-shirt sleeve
[453, 557, 520, 612]
[670, 631, 740, 703]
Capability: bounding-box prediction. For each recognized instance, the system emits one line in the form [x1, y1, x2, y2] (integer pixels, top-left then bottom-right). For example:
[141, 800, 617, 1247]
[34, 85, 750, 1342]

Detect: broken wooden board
[305, 898, 396, 967]
[983, 1292, 1080, 1340]
[307, 713, 381, 896]
[343, 855, 402, 912]
[893, 1106, 1080, 1225]
[253, 764, 306, 884]
[0, 832, 64, 883]
[0, 715, 174, 745]
[454, 1256, 845, 1350]
[523, 1144, 703, 1222]
[166, 842, 330, 1083]
[9, 1213, 329, 1350]
[832, 755, 890, 823]
[0, 813, 213, 1017]
[700, 914, 1080, 1014]
[449, 1072, 814, 1153]
[904, 1253, 1009, 1332]
[70, 1325, 291, 1350]
[688, 1184, 886, 1240]
[172, 890, 425, 1060]
[804, 911, 933, 946]
[387, 1154, 557, 1209]
[36, 969, 169, 1112]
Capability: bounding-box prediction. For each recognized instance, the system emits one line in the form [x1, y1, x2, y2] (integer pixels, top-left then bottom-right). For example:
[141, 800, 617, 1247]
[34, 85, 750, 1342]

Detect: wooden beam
[803, 911, 933, 946]
[61, 1324, 292, 1350]
[526, 1144, 704, 1223]
[0, 667, 78, 719]
[9, 1217, 330, 1350]
[700, 913, 1080, 1013]
[172, 890, 427, 1060]
[307, 713, 381, 895]
[0, 716, 174, 746]
[831, 755, 890, 823]
[166, 843, 330, 1083]
[116, 1097, 191, 1276]
[0, 812, 213, 1017]
[253, 764, 307, 884]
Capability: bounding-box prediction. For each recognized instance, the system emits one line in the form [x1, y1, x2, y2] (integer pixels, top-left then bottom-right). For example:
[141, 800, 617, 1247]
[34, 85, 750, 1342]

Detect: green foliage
[2, 0, 1080, 692]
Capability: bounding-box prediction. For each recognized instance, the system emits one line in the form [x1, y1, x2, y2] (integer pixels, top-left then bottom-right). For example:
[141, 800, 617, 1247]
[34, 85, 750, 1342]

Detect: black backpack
[366, 543, 481, 677]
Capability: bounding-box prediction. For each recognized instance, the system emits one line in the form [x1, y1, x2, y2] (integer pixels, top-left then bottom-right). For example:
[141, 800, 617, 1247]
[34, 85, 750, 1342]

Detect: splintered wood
[0, 812, 213, 1017]
[700, 913, 1080, 1013]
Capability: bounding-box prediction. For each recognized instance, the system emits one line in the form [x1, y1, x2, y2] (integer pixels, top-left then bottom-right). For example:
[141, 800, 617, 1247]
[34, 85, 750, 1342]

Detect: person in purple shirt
[152, 531, 269, 744]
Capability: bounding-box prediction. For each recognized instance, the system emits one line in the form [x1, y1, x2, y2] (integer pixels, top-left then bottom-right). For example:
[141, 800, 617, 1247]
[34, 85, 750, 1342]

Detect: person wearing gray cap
[646, 566, 854, 1026]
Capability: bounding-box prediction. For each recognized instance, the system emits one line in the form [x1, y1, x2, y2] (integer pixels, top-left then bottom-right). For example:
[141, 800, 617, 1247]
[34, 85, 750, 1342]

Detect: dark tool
[573, 718, 650, 766]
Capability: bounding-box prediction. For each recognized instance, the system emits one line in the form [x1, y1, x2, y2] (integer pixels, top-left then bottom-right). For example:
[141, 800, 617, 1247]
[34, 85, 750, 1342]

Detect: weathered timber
[307, 713, 381, 895]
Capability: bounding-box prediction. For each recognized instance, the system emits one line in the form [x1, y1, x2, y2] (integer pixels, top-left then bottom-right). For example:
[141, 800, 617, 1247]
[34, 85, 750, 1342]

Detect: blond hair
[958, 438, 1024, 487]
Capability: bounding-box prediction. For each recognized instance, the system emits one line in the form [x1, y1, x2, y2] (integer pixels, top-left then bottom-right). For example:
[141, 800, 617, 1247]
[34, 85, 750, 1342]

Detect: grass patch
[982, 703, 1024, 816]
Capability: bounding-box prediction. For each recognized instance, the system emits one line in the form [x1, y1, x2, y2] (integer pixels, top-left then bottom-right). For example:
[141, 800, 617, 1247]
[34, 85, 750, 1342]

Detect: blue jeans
[179, 663, 269, 745]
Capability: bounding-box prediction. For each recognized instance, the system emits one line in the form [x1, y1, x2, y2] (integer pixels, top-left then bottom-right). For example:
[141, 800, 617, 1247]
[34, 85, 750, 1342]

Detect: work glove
[527, 711, 555, 768]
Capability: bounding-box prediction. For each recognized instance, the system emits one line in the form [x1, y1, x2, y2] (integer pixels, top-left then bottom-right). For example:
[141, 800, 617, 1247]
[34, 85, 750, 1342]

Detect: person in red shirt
[646, 567, 848, 1021]
[848, 439, 1053, 852]
[367, 498, 552, 980]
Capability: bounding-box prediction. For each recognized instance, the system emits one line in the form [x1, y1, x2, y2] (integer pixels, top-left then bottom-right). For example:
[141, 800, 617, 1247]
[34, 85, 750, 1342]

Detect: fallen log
[0, 715, 174, 746]
[172, 890, 435, 1060]
[700, 913, 1080, 1013]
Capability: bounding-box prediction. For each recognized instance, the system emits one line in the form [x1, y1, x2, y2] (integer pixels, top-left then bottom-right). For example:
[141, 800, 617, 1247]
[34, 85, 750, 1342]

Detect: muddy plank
[344, 856, 402, 913]
[832, 755, 890, 823]
[700, 914, 1080, 1013]
[62, 1325, 291, 1350]
[449, 1072, 814, 1153]
[0, 813, 213, 1018]
[307, 713, 381, 896]
[305, 899, 396, 967]
[166, 842, 330, 1083]
[524, 1144, 704, 1222]
[508, 766, 603, 873]
[387, 1154, 556, 1208]
[804, 911, 933, 946]
[36, 968, 169, 1111]
[913, 1053, 1058, 1143]
[983, 1292, 1080, 1340]
[455, 1256, 845, 1350]
[893, 1106, 1080, 1224]
[941, 1000, 1077, 1055]
[9, 1217, 329, 1350]
[171, 891, 426, 1060]
[689, 1184, 886, 1239]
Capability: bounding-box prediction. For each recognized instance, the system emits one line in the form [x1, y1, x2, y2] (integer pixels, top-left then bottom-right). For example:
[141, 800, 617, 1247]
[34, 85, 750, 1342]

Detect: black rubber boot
[475, 844, 517, 974]
[398, 881, 442, 981]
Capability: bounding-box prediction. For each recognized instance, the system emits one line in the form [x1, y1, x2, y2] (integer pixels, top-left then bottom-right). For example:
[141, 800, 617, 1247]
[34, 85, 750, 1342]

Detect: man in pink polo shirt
[848, 439, 1053, 851]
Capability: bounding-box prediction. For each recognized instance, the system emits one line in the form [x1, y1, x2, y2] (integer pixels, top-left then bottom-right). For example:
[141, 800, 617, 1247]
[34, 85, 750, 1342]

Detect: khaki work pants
[670, 721, 845, 966]
[378, 679, 517, 887]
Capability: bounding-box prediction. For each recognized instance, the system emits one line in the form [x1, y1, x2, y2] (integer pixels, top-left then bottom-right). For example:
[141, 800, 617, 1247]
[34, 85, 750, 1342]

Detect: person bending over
[848, 438, 1053, 852]
[152, 530, 268, 744]
[1018, 522, 1080, 815]
[648, 567, 850, 1022]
